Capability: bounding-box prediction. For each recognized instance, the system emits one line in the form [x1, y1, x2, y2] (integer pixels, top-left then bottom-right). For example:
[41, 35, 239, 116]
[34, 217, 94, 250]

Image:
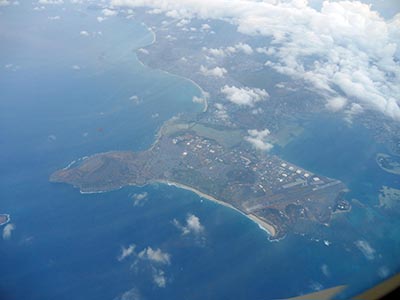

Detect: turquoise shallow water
[1, 3, 400, 300]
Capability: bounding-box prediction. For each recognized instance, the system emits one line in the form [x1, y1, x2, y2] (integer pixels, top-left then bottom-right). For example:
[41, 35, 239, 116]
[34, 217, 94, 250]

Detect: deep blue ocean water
[1, 3, 400, 300]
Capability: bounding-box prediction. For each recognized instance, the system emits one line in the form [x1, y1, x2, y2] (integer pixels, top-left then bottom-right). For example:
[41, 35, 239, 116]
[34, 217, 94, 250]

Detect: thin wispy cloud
[3, 223, 15, 240]
[113, 287, 142, 300]
[118, 244, 136, 261]
[117, 242, 172, 288]
[131, 192, 148, 206]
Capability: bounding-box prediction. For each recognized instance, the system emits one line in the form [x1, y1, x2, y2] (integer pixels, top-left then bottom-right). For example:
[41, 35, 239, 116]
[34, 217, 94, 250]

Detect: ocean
[1, 3, 399, 300]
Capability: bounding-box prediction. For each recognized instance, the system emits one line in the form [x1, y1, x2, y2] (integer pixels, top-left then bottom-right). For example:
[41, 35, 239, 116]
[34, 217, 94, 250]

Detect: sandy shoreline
[247, 214, 277, 237]
[156, 180, 277, 238]
[77, 178, 278, 238]
[136, 23, 209, 113]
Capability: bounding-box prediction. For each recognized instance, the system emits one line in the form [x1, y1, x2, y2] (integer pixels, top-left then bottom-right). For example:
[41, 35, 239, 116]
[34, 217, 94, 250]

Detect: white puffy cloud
[214, 103, 229, 121]
[3, 223, 15, 240]
[131, 192, 148, 206]
[152, 268, 167, 288]
[111, 0, 400, 120]
[245, 129, 273, 151]
[118, 244, 136, 261]
[138, 247, 171, 265]
[201, 23, 211, 31]
[102, 8, 117, 16]
[325, 96, 347, 112]
[80, 30, 89, 36]
[234, 42, 253, 55]
[0, 0, 10, 6]
[344, 102, 364, 123]
[173, 213, 204, 235]
[203, 47, 226, 57]
[202, 43, 253, 58]
[221, 85, 268, 107]
[199, 65, 227, 78]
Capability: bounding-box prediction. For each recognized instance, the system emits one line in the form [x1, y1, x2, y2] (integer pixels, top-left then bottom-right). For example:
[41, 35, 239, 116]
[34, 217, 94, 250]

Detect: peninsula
[50, 120, 349, 240]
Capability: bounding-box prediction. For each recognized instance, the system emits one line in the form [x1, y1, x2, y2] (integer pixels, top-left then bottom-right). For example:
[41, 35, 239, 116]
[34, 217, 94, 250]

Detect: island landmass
[49, 11, 357, 241]
[0, 214, 10, 226]
[50, 119, 349, 240]
[376, 153, 400, 175]
[379, 186, 400, 210]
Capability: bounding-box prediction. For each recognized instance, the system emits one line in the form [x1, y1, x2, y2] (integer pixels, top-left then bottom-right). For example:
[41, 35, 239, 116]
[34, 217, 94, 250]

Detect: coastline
[156, 180, 277, 238]
[135, 22, 209, 113]
[135, 52, 209, 113]
[247, 214, 277, 237]
[0, 214, 10, 226]
[75, 178, 278, 239]
[62, 20, 276, 240]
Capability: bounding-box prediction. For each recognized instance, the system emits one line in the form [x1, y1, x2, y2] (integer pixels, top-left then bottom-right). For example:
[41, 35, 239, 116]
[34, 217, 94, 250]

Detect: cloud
[118, 244, 136, 261]
[355, 240, 376, 261]
[129, 95, 142, 104]
[131, 192, 148, 206]
[214, 103, 229, 121]
[234, 42, 253, 55]
[48, 16, 61, 20]
[137, 48, 149, 54]
[138, 247, 171, 265]
[38, 0, 63, 4]
[203, 47, 226, 57]
[245, 129, 273, 151]
[72, 65, 81, 70]
[4, 63, 19, 71]
[199, 65, 227, 78]
[173, 213, 204, 235]
[321, 264, 331, 278]
[345, 102, 364, 121]
[202, 43, 253, 58]
[221, 85, 268, 107]
[152, 268, 167, 288]
[111, 0, 400, 120]
[80, 30, 89, 36]
[3, 223, 15, 240]
[201, 23, 211, 31]
[33, 6, 45, 11]
[118, 243, 171, 288]
[102, 8, 117, 17]
[0, 0, 10, 6]
[114, 287, 142, 300]
[378, 266, 390, 279]
[192, 95, 204, 104]
[325, 96, 347, 112]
